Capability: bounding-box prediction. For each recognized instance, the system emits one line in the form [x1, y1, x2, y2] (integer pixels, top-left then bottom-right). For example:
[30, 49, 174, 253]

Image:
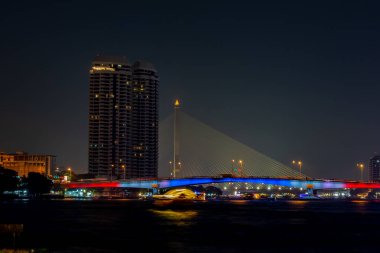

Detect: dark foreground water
[1, 199, 380, 253]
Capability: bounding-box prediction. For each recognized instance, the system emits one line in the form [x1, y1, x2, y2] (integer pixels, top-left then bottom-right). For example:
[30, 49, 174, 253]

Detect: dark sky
[1, 1, 379, 179]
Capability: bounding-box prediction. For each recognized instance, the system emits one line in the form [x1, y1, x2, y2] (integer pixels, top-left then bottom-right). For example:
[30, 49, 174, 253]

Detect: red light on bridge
[66, 182, 120, 189]
[345, 182, 380, 189]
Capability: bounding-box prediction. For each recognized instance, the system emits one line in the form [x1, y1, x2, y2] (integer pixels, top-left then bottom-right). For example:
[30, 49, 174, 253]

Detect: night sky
[1, 1, 379, 179]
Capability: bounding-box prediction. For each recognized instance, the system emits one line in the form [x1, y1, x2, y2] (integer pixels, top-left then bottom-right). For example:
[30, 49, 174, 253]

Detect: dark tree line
[0, 167, 18, 195]
[0, 167, 53, 198]
[26, 172, 53, 197]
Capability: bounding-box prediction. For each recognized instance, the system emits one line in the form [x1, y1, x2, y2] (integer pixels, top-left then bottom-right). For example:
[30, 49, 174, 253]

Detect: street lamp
[357, 163, 364, 181]
[111, 164, 114, 181]
[238, 160, 243, 177]
[67, 167, 72, 182]
[298, 161, 302, 178]
[292, 160, 302, 179]
[121, 165, 126, 180]
[169, 161, 173, 178]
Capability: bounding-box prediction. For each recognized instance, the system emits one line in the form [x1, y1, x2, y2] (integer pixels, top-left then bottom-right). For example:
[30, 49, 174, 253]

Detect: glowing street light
[169, 161, 174, 178]
[67, 167, 72, 182]
[178, 162, 182, 174]
[292, 160, 302, 179]
[298, 161, 302, 178]
[231, 159, 236, 175]
[357, 163, 364, 181]
[238, 160, 243, 176]
[121, 165, 126, 180]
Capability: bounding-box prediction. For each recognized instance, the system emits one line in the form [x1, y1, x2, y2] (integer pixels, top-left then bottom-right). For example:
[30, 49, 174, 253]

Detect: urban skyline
[2, 2, 380, 252]
[1, 1, 380, 179]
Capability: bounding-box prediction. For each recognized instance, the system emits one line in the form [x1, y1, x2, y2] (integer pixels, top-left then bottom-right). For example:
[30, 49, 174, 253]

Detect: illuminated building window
[89, 58, 158, 179]
[92, 66, 115, 71]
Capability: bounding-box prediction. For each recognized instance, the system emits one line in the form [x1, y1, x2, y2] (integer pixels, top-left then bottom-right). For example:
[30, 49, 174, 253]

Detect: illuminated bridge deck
[66, 177, 380, 190]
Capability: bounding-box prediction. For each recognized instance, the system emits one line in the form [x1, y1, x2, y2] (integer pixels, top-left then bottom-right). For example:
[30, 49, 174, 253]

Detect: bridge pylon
[173, 99, 181, 178]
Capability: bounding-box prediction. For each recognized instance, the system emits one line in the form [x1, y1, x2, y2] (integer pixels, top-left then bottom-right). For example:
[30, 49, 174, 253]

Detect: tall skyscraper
[129, 61, 159, 178]
[88, 56, 159, 179]
[369, 155, 380, 182]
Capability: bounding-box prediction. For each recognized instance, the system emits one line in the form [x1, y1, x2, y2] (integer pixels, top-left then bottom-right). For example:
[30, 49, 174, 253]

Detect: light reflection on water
[2, 200, 380, 252]
[149, 209, 198, 226]
[0, 249, 32, 253]
[288, 200, 307, 205]
[0, 224, 24, 234]
[228, 200, 249, 205]
[351, 200, 368, 204]
[0, 249, 31, 253]
[0, 224, 24, 251]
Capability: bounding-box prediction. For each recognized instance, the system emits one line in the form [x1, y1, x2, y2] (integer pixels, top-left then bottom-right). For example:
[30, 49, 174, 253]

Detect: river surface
[1, 199, 380, 252]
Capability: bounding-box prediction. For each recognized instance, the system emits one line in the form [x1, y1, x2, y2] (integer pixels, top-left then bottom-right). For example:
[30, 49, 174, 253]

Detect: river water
[1, 199, 380, 252]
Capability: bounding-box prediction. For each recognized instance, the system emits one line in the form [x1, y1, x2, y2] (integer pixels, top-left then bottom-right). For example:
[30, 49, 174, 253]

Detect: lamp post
[238, 160, 243, 177]
[357, 163, 364, 181]
[111, 164, 114, 181]
[292, 160, 302, 179]
[122, 165, 126, 180]
[298, 161, 302, 179]
[67, 167, 71, 182]
[169, 161, 173, 178]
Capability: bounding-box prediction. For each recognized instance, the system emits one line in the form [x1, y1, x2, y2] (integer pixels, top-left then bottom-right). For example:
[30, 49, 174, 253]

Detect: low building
[0, 151, 55, 177]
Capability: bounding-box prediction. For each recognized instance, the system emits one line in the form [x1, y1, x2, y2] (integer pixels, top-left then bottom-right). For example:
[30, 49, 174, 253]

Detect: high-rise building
[129, 61, 159, 178]
[369, 155, 380, 182]
[88, 56, 159, 179]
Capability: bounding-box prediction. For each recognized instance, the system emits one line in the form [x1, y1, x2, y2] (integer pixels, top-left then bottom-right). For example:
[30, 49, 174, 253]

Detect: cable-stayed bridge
[67, 177, 380, 190]
[158, 110, 304, 178]
[67, 105, 380, 191]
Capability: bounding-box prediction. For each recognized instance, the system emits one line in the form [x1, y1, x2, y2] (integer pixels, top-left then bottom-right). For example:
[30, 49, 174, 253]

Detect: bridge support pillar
[306, 184, 316, 196]
[306, 188, 318, 196]
[152, 187, 159, 195]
